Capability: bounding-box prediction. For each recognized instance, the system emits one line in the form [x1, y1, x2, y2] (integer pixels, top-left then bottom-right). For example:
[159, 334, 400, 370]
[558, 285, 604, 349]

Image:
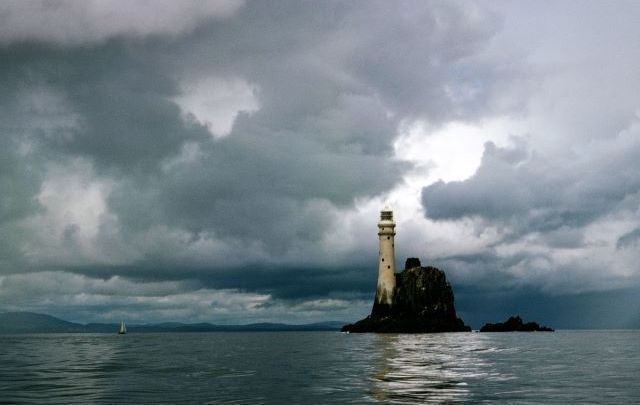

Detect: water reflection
[369, 333, 498, 403]
[3, 332, 640, 403]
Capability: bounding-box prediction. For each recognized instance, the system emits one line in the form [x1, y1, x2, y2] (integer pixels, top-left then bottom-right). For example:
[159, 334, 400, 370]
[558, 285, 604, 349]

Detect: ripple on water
[2, 331, 640, 403]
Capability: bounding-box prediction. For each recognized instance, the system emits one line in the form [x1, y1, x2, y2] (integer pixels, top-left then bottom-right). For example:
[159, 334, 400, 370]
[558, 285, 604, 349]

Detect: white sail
[119, 320, 127, 334]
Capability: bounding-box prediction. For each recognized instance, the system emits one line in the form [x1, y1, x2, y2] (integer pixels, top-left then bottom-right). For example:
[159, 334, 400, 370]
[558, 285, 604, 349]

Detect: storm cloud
[1, 1, 639, 326]
[418, 1, 640, 314]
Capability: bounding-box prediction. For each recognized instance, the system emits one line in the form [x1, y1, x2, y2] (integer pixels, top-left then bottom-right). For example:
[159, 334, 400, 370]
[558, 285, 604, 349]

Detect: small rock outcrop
[480, 316, 554, 332]
[342, 258, 470, 333]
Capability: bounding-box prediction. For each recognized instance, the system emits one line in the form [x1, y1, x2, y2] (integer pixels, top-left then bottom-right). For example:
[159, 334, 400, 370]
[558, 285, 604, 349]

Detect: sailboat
[118, 320, 127, 335]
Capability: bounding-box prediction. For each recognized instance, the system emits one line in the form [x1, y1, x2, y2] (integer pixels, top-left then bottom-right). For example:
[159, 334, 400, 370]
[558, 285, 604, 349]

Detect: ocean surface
[1, 330, 639, 404]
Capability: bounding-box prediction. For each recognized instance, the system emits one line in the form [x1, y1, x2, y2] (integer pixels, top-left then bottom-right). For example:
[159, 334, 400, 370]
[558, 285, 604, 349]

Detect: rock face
[480, 316, 554, 332]
[342, 258, 470, 333]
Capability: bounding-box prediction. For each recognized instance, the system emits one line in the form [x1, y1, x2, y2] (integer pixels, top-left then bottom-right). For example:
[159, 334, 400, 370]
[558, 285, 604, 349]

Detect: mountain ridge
[0, 312, 344, 334]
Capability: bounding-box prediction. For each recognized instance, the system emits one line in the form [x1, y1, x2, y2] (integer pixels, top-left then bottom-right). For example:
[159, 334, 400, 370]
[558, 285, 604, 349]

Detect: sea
[1, 330, 639, 404]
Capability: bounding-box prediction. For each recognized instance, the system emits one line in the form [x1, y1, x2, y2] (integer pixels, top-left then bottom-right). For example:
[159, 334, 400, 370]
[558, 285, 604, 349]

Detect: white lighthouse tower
[376, 206, 396, 306]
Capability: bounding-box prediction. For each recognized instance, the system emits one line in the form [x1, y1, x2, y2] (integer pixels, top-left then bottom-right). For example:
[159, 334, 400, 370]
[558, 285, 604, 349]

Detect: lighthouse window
[381, 258, 384, 262]
[387, 265, 391, 269]
[387, 236, 390, 240]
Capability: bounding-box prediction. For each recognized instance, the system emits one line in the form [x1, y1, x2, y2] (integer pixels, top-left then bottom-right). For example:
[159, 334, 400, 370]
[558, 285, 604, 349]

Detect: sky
[1, 0, 639, 329]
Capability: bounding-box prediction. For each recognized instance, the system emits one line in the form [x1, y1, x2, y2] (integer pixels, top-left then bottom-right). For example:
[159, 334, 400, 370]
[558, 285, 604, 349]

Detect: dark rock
[404, 257, 421, 270]
[342, 264, 470, 333]
[480, 316, 554, 332]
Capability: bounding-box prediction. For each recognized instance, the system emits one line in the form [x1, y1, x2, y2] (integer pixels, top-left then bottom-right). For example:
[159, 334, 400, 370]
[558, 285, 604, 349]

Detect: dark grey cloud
[2, 1, 638, 326]
[419, 83, 640, 308]
[0, 0, 244, 45]
[0, 0, 516, 308]
[422, 132, 640, 238]
[1, 43, 209, 174]
[617, 228, 640, 250]
[0, 270, 372, 324]
[422, 139, 533, 222]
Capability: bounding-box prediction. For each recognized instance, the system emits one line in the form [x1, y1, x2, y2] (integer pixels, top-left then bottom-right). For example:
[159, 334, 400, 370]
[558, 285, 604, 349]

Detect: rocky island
[342, 207, 470, 333]
[342, 258, 470, 333]
[480, 316, 554, 332]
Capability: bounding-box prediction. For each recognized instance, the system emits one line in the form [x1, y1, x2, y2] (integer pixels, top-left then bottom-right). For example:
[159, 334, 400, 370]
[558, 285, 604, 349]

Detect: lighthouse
[376, 206, 396, 306]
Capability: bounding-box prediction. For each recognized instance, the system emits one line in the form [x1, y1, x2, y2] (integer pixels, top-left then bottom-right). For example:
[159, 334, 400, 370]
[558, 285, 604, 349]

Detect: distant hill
[0, 312, 85, 333]
[0, 312, 344, 334]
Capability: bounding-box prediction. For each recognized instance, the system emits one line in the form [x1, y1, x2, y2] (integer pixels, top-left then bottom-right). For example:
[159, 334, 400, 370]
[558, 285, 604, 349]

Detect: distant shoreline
[0, 312, 344, 334]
